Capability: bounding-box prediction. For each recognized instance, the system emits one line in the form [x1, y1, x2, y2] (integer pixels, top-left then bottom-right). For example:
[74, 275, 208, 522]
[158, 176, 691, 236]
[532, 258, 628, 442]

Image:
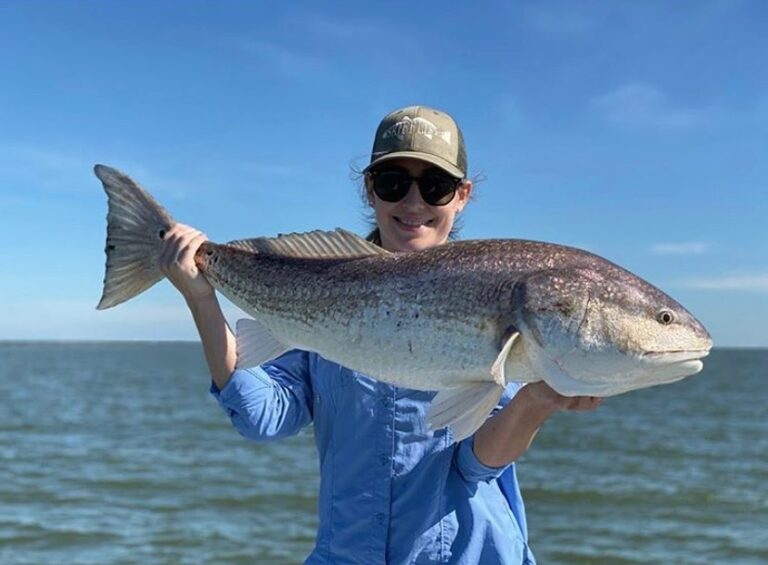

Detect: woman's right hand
[158, 223, 215, 304]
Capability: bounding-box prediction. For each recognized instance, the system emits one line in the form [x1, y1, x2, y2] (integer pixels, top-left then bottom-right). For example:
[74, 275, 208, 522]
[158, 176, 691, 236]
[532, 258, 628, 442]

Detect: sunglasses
[369, 167, 462, 206]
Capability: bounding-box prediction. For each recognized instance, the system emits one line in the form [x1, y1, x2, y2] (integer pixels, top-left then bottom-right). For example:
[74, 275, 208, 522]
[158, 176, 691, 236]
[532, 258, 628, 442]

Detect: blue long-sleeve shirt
[211, 350, 536, 564]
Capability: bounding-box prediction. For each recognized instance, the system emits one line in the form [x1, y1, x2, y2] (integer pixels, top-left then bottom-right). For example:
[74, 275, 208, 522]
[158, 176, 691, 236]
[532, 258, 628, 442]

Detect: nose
[400, 180, 427, 207]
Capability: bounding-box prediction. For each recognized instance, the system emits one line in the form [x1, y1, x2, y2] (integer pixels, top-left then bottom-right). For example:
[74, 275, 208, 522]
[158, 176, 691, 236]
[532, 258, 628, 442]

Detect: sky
[0, 0, 765, 347]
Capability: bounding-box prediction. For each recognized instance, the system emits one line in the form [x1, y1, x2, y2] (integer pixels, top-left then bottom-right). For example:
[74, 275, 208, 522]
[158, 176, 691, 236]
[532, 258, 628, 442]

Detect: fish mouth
[642, 349, 711, 364]
[639, 349, 711, 381]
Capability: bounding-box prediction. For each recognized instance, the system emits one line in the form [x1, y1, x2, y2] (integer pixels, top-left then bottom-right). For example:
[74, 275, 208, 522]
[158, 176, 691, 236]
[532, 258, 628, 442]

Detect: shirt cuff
[209, 367, 273, 406]
[455, 435, 510, 483]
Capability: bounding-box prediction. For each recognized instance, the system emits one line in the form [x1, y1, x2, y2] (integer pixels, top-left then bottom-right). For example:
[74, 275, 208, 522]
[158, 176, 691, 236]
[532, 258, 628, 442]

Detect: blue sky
[0, 1, 765, 346]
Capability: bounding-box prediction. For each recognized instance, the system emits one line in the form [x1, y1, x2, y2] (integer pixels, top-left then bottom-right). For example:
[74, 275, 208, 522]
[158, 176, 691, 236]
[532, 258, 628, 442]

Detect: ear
[454, 179, 473, 213]
[364, 174, 376, 206]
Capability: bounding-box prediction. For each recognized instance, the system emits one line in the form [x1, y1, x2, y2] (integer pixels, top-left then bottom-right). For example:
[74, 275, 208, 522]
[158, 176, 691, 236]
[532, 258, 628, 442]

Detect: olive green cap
[364, 105, 467, 178]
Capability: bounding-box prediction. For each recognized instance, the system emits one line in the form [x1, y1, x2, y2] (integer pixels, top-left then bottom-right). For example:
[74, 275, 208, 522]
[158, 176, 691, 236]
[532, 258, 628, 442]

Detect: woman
[159, 106, 601, 564]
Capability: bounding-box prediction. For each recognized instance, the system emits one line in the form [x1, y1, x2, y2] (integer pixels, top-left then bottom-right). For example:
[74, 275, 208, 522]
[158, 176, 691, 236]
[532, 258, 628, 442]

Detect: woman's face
[366, 158, 473, 253]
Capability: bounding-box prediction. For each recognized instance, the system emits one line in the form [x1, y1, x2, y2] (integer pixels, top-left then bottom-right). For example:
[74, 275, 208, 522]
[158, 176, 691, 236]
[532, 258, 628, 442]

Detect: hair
[349, 161, 482, 245]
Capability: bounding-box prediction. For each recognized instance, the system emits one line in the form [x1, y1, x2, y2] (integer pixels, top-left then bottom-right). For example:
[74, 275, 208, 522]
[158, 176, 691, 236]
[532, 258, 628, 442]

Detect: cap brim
[363, 151, 465, 178]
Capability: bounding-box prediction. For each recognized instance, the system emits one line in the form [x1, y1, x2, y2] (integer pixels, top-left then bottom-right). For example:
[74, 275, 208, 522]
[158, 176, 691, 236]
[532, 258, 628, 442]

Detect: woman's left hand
[473, 382, 603, 467]
[522, 381, 603, 414]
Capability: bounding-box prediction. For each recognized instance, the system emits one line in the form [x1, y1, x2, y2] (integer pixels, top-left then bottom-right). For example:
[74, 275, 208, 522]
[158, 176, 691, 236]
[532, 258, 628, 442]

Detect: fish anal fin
[235, 318, 290, 369]
[427, 382, 505, 442]
[227, 228, 389, 259]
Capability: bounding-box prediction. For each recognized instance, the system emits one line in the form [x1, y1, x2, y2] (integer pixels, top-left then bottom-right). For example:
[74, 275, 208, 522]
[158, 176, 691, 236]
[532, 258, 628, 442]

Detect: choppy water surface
[0, 343, 765, 564]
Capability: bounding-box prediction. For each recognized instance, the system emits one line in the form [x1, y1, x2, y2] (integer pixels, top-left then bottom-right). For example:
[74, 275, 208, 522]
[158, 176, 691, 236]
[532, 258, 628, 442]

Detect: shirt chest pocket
[311, 360, 353, 410]
[311, 359, 378, 416]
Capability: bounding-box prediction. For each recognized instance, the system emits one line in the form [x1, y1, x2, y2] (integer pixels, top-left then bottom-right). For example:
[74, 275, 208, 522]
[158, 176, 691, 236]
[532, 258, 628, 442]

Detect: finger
[168, 229, 205, 269]
[177, 233, 208, 268]
[159, 232, 186, 274]
[158, 224, 186, 270]
[159, 225, 200, 272]
[158, 235, 175, 275]
[570, 396, 603, 411]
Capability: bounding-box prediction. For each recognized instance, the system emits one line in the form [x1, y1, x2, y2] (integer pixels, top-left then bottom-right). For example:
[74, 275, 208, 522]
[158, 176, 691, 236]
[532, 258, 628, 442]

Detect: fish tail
[94, 164, 176, 310]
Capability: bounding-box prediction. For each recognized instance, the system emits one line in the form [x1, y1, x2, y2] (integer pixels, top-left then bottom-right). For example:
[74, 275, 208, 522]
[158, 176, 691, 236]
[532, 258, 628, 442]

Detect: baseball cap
[363, 105, 467, 178]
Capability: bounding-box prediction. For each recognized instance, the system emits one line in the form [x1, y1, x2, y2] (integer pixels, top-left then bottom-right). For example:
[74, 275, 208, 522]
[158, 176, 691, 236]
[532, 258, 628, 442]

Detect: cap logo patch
[382, 117, 452, 145]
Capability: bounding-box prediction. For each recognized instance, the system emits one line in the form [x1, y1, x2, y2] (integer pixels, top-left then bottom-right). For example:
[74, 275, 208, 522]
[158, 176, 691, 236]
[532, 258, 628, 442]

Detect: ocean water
[0, 343, 765, 564]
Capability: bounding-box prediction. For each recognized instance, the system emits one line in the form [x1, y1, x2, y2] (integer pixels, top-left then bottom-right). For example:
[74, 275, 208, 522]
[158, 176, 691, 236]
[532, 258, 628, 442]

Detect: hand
[473, 381, 603, 467]
[158, 223, 214, 303]
[522, 381, 603, 414]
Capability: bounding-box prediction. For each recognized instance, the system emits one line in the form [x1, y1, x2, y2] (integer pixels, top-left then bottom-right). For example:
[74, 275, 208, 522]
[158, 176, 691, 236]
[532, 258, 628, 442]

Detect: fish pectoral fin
[427, 383, 505, 442]
[490, 329, 541, 385]
[235, 318, 290, 369]
[227, 228, 390, 259]
[491, 329, 522, 385]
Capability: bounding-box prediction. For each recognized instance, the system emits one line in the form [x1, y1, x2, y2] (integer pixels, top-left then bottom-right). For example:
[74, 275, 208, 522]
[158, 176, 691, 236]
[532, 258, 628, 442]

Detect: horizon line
[0, 339, 764, 351]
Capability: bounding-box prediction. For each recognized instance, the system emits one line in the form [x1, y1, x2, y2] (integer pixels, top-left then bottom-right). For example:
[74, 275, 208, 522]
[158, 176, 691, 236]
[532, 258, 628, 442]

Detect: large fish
[95, 165, 712, 440]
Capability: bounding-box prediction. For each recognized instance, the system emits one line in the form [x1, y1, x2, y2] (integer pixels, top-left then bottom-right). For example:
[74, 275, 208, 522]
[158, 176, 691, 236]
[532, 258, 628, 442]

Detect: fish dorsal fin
[227, 228, 390, 259]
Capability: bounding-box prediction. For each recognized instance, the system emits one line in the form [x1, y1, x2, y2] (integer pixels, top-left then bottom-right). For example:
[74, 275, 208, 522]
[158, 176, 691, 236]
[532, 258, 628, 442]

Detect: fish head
[513, 267, 713, 396]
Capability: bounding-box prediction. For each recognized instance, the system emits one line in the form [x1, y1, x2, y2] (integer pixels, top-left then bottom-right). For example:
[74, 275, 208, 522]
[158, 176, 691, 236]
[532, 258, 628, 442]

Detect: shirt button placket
[372, 383, 394, 553]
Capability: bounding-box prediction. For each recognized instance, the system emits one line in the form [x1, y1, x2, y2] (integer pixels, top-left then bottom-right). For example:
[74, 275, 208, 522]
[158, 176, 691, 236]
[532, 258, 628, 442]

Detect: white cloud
[678, 275, 768, 292]
[0, 145, 94, 194]
[304, 14, 420, 52]
[498, 97, 526, 129]
[0, 144, 196, 200]
[198, 159, 301, 180]
[226, 14, 422, 81]
[651, 242, 710, 255]
[593, 84, 707, 129]
[521, 6, 595, 35]
[0, 298, 249, 341]
[235, 39, 328, 80]
[756, 96, 768, 123]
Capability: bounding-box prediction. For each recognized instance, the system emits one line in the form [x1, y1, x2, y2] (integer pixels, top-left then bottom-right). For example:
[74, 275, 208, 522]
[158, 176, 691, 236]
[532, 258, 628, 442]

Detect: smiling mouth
[394, 216, 434, 228]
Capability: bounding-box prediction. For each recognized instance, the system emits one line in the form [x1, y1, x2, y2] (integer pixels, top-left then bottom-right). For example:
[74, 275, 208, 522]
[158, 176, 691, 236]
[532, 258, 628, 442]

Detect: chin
[395, 232, 440, 251]
[380, 221, 449, 252]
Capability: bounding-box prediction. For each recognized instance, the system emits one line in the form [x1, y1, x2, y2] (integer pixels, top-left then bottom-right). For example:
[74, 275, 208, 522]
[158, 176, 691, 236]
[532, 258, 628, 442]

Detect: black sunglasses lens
[372, 171, 410, 202]
[419, 175, 459, 206]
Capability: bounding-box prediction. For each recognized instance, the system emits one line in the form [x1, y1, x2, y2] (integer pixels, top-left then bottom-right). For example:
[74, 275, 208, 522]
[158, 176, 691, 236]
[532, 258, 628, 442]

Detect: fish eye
[656, 309, 675, 325]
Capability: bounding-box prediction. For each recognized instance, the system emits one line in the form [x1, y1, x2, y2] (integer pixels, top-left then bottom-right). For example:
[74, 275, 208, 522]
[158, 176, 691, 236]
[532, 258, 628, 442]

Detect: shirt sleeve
[454, 435, 510, 483]
[452, 382, 524, 483]
[209, 349, 313, 442]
